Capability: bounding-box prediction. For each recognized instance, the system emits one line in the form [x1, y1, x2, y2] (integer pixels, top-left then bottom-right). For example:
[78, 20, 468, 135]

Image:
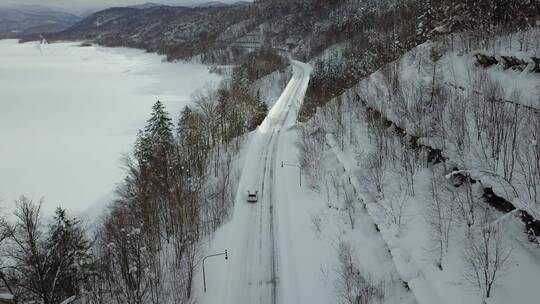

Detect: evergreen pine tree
[144, 101, 175, 178]
[46, 207, 93, 303]
[249, 99, 268, 131]
[178, 106, 194, 144]
[145, 100, 174, 148]
[134, 129, 153, 166]
[177, 106, 196, 175]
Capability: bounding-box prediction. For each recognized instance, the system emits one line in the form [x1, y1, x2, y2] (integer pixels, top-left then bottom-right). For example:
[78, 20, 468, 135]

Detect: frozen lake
[0, 40, 221, 216]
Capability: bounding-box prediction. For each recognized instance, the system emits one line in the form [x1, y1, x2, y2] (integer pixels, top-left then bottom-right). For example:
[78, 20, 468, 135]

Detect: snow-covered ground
[298, 28, 540, 304]
[353, 31, 540, 218]
[0, 40, 221, 216]
[322, 124, 540, 304]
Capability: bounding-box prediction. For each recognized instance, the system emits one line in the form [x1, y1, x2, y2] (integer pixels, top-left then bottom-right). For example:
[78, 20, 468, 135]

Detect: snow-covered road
[201, 61, 311, 304]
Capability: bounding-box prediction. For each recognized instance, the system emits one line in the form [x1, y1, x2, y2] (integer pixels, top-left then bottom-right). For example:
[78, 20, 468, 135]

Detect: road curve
[216, 61, 311, 304]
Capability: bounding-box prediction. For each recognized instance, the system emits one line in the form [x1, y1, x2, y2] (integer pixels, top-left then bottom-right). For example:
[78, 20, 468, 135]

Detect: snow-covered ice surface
[0, 40, 221, 216]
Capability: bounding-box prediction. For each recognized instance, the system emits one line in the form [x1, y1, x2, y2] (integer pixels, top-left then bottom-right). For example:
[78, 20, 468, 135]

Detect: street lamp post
[201, 249, 228, 293]
[281, 161, 301, 187]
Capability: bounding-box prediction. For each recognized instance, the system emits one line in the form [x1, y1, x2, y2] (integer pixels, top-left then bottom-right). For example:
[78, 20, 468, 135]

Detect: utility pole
[281, 161, 302, 187]
[201, 250, 228, 293]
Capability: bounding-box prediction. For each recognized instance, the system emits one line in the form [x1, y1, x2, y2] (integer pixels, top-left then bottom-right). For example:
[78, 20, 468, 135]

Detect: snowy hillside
[299, 27, 540, 303]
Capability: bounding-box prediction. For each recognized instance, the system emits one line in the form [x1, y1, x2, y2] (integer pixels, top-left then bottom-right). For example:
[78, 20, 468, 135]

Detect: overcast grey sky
[0, 0, 242, 13]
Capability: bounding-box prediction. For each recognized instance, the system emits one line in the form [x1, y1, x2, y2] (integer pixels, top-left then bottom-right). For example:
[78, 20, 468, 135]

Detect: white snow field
[0, 40, 221, 215]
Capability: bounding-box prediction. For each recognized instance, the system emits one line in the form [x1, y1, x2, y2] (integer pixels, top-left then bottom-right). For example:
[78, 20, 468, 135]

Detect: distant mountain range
[0, 6, 81, 38]
[33, 2, 263, 63]
[128, 1, 250, 9]
[128, 2, 166, 9]
[27, 0, 331, 64]
[10, 0, 372, 66]
[0, 2, 253, 39]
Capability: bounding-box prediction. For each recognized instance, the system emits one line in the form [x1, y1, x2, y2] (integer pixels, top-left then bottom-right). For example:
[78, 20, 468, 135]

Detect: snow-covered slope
[347, 28, 540, 217]
[298, 27, 540, 304]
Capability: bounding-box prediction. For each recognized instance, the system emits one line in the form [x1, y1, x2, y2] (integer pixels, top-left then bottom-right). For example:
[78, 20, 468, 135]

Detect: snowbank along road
[210, 60, 311, 304]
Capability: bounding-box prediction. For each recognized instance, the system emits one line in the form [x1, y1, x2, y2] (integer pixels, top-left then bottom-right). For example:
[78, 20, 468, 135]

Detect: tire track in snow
[259, 65, 305, 304]
[210, 62, 308, 304]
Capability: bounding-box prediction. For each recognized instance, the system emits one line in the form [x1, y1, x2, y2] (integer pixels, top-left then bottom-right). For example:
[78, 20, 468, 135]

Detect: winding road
[212, 60, 311, 304]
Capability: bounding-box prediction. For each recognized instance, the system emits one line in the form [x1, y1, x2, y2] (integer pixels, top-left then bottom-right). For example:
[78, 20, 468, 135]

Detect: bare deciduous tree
[427, 173, 455, 270]
[361, 153, 386, 199]
[463, 223, 512, 299]
[382, 189, 409, 236]
[343, 184, 356, 230]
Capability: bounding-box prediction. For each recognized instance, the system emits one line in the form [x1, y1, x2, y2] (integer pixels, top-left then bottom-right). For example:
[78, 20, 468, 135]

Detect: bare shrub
[335, 242, 385, 304]
[299, 124, 325, 190]
[517, 113, 540, 218]
[398, 143, 424, 196]
[381, 189, 409, 235]
[311, 214, 323, 236]
[343, 183, 357, 230]
[361, 152, 387, 199]
[427, 173, 456, 270]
